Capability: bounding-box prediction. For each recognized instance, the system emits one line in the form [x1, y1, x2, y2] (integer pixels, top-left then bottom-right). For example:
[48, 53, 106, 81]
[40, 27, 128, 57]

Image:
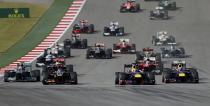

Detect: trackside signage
[0, 8, 30, 18]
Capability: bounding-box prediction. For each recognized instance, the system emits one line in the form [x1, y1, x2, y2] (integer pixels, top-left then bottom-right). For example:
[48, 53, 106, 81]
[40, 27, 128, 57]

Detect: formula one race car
[36, 44, 70, 67]
[120, 0, 140, 13]
[152, 31, 176, 46]
[42, 63, 77, 85]
[103, 22, 124, 36]
[160, 43, 185, 58]
[64, 34, 88, 49]
[158, 0, 176, 10]
[86, 43, 112, 59]
[72, 20, 94, 34]
[136, 48, 163, 74]
[115, 64, 155, 85]
[113, 38, 136, 54]
[150, 6, 169, 20]
[4, 62, 40, 82]
[162, 60, 199, 83]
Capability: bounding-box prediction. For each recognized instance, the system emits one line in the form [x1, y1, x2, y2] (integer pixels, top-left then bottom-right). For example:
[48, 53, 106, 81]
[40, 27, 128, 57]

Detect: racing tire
[179, 47, 185, 55]
[42, 70, 49, 85]
[119, 73, 126, 85]
[115, 72, 120, 84]
[103, 27, 109, 36]
[131, 44, 136, 53]
[3, 72, 9, 82]
[171, 2, 176, 10]
[169, 36, 176, 43]
[146, 72, 155, 85]
[66, 64, 74, 72]
[64, 39, 71, 48]
[163, 72, 170, 83]
[119, 27, 124, 35]
[88, 24, 94, 33]
[135, 3, 140, 12]
[64, 46, 71, 58]
[190, 69, 199, 83]
[136, 51, 144, 62]
[31, 70, 40, 81]
[70, 72, 78, 85]
[82, 39, 88, 49]
[152, 36, 158, 46]
[120, 7, 126, 13]
[86, 49, 91, 59]
[105, 48, 113, 59]
[113, 44, 117, 54]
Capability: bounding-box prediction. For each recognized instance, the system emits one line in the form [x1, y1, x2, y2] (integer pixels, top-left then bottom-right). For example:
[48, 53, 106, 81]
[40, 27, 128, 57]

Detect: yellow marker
[179, 73, 185, 77]
[134, 74, 142, 78]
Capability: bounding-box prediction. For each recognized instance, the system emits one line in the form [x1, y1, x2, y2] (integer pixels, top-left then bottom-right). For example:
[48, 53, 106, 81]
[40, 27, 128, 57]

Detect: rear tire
[88, 24, 94, 33]
[42, 70, 48, 85]
[152, 36, 158, 46]
[105, 48, 112, 59]
[86, 49, 91, 59]
[70, 72, 78, 85]
[66, 64, 73, 72]
[190, 69, 199, 83]
[31, 70, 40, 81]
[119, 27, 124, 35]
[64, 46, 71, 58]
[119, 73, 126, 85]
[146, 72, 155, 85]
[163, 72, 170, 83]
[4, 72, 9, 82]
[115, 72, 120, 84]
[131, 44, 136, 53]
[135, 3, 140, 11]
[82, 39, 88, 48]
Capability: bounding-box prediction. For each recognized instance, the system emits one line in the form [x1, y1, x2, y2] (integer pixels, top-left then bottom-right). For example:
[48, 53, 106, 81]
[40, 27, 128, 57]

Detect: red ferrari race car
[72, 20, 94, 34]
[113, 38, 136, 54]
[136, 47, 163, 74]
[120, 0, 140, 13]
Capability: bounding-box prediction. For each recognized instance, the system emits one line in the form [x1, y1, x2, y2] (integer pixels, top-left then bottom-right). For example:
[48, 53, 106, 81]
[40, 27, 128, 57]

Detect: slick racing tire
[64, 46, 71, 58]
[119, 73, 126, 85]
[66, 64, 74, 72]
[70, 72, 78, 85]
[82, 39, 88, 48]
[115, 72, 120, 84]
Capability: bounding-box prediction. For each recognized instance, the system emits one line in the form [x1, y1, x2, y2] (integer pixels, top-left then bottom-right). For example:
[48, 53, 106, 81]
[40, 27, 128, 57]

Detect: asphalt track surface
[1, 0, 210, 106]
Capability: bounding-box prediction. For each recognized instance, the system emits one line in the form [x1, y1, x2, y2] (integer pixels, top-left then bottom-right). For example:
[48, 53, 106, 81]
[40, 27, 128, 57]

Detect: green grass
[0, 2, 48, 53]
[0, 0, 73, 67]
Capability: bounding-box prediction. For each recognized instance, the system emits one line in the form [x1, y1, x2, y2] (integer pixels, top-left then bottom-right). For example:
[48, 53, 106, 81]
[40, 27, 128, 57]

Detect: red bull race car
[115, 64, 156, 85]
[162, 60, 199, 83]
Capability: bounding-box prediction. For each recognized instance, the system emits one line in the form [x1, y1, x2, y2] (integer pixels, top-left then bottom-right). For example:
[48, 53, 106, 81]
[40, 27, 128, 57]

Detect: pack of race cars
[3, 0, 199, 85]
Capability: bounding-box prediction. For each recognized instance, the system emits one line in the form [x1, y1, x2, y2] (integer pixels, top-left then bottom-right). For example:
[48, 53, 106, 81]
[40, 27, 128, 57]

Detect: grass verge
[0, 0, 73, 67]
[0, 2, 48, 53]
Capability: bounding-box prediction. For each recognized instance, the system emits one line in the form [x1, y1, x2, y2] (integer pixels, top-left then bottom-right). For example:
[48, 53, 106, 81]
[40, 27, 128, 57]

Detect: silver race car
[152, 31, 176, 46]
[103, 22, 124, 36]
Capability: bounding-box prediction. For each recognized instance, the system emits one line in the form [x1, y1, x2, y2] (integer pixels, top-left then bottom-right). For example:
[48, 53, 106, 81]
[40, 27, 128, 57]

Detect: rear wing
[168, 43, 177, 45]
[95, 43, 105, 47]
[120, 38, 130, 43]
